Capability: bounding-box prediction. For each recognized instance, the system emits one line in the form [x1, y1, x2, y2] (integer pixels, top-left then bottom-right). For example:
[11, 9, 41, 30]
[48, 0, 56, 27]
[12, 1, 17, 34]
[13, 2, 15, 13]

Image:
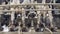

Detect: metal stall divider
[0, 0, 59, 34]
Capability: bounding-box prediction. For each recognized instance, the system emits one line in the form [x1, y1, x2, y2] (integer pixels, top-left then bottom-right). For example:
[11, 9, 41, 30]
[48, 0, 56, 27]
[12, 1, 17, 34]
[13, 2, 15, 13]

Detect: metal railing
[0, 0, 60, 34]
[0, 3, 60, 7]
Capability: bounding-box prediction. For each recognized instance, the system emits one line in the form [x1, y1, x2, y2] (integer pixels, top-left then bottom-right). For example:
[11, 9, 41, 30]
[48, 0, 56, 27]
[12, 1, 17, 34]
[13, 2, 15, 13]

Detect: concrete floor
[0, 32, 59, 34]
[0, 31, 60, 34]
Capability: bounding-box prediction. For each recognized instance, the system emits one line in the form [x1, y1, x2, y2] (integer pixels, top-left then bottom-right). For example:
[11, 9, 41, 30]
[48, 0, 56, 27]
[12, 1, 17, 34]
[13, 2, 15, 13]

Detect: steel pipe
[0, 9, 60, 12]
[0, 3, 60, 7]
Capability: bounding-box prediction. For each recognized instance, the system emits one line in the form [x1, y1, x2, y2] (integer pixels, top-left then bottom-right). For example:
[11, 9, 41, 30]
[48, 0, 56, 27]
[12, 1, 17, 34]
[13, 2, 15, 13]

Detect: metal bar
[0, 9, 60, 12]
[53, 0, 56, 3]
[0, 3, 60, 7]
